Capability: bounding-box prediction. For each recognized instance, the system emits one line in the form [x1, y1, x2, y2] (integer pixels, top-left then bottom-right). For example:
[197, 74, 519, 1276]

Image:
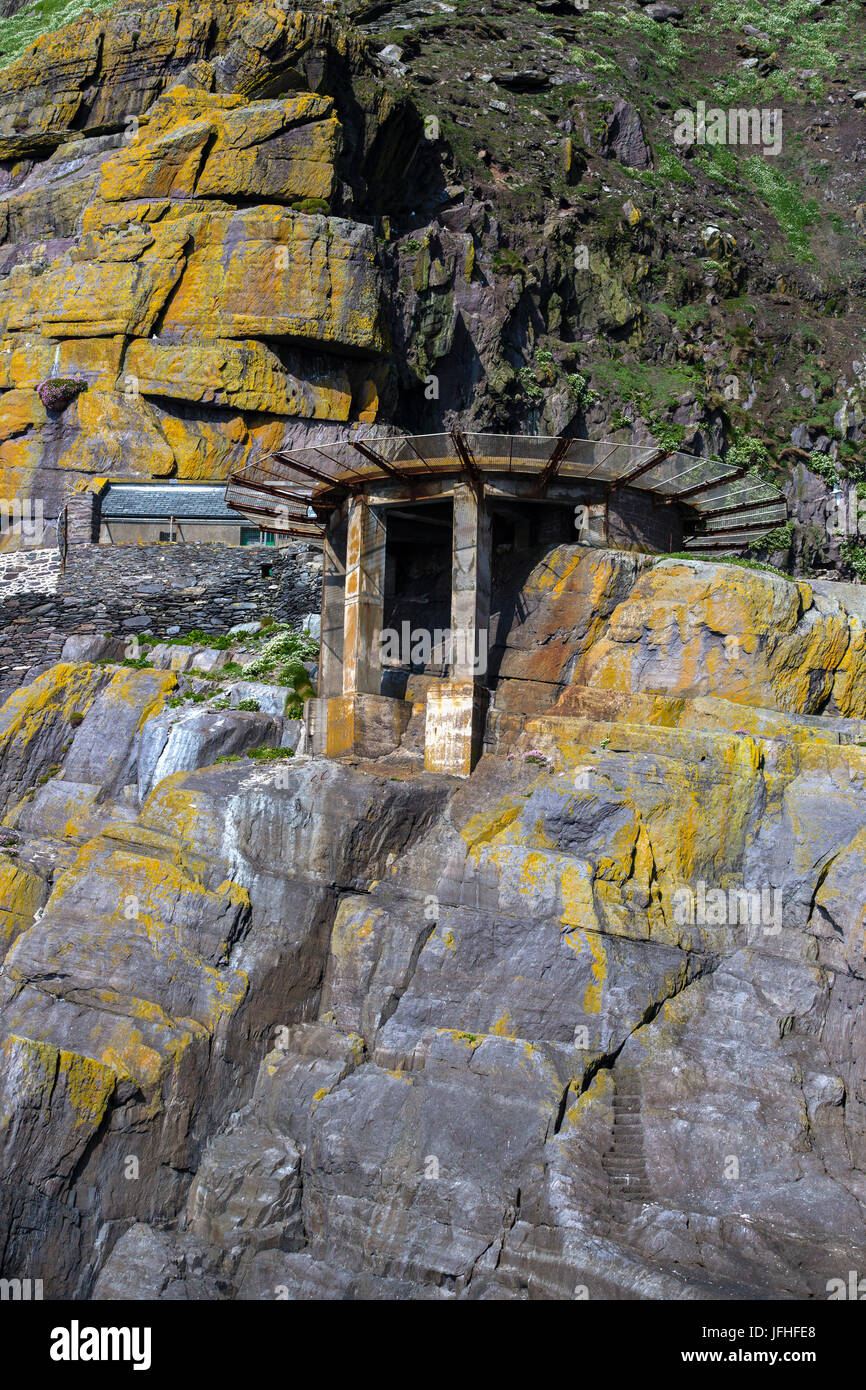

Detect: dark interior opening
[379, 497, 574, 695]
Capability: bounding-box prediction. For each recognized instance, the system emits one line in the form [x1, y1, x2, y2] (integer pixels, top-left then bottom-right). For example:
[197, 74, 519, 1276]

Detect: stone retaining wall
[0, 541, 322, 700]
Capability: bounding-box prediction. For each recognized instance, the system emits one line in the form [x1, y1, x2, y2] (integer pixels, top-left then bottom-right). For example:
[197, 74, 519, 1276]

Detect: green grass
[704, 0, 860, 102]
[655, 147, 696, 188]
[745, 158, 821, 263]
[748, 521, 794, 556]
[660, 552, 794, 579]
[700, 0, 859, 45]
[0, 0, 117, 68]
[167, 630, 232, 649]
[214, 745, 295, 765]
[607, 7, 686, 72]
[568, 46, 619, 77]
[589, 360, 702, 415]
[841, 541, 866, 582]
[695, 144, 741, 191]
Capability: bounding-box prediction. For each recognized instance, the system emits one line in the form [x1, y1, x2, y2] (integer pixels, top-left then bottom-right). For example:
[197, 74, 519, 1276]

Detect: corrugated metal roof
[101, 484, 240, 522]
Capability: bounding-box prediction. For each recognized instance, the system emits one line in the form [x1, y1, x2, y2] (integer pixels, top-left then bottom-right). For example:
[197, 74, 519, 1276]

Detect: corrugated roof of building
[101, 484, 240, 522]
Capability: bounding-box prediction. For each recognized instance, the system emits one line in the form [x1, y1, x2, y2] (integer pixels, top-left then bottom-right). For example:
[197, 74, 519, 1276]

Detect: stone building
[227, 432, 787, 775]
[97, 483, 291, 547]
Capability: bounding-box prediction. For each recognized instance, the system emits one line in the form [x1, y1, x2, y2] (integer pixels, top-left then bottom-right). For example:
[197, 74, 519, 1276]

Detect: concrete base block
[424, 680, 489, 777]
[325, 694, 412, 760]
[303, 697, 329, 756]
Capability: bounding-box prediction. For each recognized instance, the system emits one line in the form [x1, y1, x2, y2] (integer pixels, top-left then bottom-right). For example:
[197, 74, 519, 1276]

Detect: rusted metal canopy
[225, 432, 787, 546]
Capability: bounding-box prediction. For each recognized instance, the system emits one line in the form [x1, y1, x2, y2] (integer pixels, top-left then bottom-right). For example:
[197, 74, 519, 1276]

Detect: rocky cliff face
[1, 0, 865, 571]
[1, 551, 866, 1299]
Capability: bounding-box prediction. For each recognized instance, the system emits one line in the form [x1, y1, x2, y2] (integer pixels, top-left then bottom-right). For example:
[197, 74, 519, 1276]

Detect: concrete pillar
[425, 484, 491, 776]
[324, 495, 404, 761]
[450, 482, 491, 681]
[319, 517, 346, 700]
[342, 495, 386, 696]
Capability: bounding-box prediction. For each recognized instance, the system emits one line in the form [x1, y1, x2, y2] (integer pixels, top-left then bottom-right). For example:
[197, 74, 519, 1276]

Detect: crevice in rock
[569, 949, 720, 1112]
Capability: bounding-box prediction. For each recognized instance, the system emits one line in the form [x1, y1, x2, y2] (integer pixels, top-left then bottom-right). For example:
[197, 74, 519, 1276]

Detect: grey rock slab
[185, 1121, 302, 1274]
[62, 668, 175, 797]
[59, 633, 123, 663]
[190, 648, 229, 673]
[228, 681, 288, 717]
[92, 1225, 224, 1300]
[601, 98, 653, 169]
[137, 708, 283, 801]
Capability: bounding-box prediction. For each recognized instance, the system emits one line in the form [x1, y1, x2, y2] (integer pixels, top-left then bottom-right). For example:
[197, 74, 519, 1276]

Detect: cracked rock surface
[0, 551, 864, 1298]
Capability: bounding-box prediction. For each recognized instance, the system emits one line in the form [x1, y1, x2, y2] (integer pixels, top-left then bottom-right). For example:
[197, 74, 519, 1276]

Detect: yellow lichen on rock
[100, 667, 177, 730]
[1, 219, 191, 339]
[0, 663, 103, 764]
[159, 207, 387, 351]
[58, 1049, 116, 1129]
[576, 560, 865, 717]
[100, 90, 339, 206]
[124, 338, 352, 418]
[0, 1033, 114, 1134]
[0, 388, 46, 440]
[0, 858, 46, 960]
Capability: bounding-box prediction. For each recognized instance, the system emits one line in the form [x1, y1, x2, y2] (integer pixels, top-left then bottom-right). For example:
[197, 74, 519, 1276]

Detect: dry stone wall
[0, 541, 321, 699]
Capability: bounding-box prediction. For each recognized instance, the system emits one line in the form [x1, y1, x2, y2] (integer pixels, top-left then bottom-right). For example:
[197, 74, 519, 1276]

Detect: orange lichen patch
[559, 860, 598, 929]
[829, 617, 866, 717]
[158, 207, 387, 353]
[533, 548, 585, 597]
[584, 932, 607, 1014]
[100, 668, 177, 730]
[0, 387, 46, 439]
[0, 1034, 115, 1133]
[461, 801, 522, 853]
[575, 560, 864, 717]
[52, 390, 177, 478]
[58, 1049, 116, 1129]
[0, 662, 104, 752]
[0, 858, 46, 960]
[125, 338, 352, 419]
[99, 90, 339, 206]
[562, 927, 607, 1014]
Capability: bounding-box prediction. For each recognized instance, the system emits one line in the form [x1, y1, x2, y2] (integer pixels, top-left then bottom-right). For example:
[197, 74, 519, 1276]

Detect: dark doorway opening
[381, 499, 453, 698]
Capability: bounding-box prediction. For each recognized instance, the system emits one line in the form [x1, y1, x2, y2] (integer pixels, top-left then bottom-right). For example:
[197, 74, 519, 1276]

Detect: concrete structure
[227, 432, 787, 775]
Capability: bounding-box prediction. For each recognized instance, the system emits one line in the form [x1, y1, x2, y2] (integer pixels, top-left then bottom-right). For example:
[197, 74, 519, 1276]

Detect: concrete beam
[319, 516, 346, 699]
[352, 473, 610, 509]
[342, 495, 386, 696]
